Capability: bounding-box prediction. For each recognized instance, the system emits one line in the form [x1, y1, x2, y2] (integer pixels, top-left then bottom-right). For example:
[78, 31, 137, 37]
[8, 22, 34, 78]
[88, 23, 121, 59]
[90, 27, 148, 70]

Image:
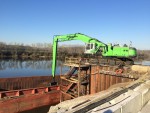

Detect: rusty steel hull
[0, 76, 61, 113]
[0, 86, 60, 113]
[90, 65, 136, 94]
[0, 76, 60, 91]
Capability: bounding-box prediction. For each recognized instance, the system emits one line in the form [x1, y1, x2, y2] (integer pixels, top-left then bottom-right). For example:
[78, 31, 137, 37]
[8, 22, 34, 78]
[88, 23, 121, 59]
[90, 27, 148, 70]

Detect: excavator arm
[52, 33, 107, 77]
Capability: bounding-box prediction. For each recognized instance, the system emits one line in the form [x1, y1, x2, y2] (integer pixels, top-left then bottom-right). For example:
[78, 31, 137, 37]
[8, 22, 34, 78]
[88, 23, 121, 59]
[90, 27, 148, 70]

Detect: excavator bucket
[50, 77, 58, 86]
[50, 81, 58, 86]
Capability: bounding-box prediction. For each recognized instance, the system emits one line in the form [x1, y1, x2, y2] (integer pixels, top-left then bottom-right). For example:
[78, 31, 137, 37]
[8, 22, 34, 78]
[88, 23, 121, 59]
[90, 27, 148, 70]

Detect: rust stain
[0, 76, 60, 91]
[0, 86, 60, 113]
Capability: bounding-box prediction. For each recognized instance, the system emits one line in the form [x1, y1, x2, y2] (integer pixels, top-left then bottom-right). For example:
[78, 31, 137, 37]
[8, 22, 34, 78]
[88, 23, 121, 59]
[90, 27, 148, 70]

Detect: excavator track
[88, 57, 134, 66]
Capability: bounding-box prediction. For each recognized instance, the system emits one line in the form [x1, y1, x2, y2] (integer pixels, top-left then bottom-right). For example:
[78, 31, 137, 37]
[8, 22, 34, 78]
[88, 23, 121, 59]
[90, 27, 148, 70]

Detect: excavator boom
[52, 33, 107, 77]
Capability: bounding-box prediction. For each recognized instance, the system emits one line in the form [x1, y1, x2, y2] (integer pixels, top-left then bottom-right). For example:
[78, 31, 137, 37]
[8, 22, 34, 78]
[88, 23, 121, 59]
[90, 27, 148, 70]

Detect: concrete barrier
[92, 79, 150, 113]
[131, 65, 150, 74]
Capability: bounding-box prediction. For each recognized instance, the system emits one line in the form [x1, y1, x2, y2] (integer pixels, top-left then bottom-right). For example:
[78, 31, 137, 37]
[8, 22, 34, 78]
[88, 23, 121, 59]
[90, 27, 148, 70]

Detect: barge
[0, 76, 60, 113]
[0, 58, 150, 113]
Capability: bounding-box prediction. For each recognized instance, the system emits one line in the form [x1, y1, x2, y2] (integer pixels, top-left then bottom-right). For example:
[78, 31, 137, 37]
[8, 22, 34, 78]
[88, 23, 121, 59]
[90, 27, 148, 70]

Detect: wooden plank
[60, 76, 78, 83]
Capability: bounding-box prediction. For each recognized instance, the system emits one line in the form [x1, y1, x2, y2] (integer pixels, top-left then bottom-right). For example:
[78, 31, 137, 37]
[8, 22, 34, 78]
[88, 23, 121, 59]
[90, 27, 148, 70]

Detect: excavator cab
[85, 43, 96, 54]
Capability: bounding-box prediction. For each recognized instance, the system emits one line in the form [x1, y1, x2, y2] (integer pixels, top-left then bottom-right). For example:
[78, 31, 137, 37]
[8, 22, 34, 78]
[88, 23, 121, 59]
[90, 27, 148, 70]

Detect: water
[0, 59, 69, 78]
[142, 61, 150, 66]
[0, 59, 150, 78]
[134, 61, 150, 66]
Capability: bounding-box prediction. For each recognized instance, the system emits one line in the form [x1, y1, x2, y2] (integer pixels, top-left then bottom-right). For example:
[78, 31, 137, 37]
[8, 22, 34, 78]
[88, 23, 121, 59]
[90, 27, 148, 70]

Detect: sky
[0, 0, 150, 50]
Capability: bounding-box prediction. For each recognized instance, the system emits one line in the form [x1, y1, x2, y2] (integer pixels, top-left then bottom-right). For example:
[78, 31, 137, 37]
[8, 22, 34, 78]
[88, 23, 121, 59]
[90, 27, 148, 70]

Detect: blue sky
[0, 0, 150, 49]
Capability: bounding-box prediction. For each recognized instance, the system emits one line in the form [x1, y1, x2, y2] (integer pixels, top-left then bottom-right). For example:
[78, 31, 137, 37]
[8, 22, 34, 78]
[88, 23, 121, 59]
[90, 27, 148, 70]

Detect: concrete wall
[92, 79, 150, 113]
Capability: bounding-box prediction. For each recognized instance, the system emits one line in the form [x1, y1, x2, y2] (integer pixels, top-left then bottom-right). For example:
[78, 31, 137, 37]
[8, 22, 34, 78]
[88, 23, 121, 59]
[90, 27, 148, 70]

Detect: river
[0, 59, 69, 78]
[0, 59, 150, 78]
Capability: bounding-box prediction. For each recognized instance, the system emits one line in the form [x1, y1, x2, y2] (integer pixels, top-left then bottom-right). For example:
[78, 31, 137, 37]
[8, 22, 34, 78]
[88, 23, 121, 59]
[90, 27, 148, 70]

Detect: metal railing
[64, 57, 99, 65]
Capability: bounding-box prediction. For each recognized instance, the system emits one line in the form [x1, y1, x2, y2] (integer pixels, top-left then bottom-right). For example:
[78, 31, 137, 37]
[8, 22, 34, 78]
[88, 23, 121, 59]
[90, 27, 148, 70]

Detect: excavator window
[85, 43, 95, 50]
[91, 44, 93, 49]
[86, 44, 91, 50]
[85, 43, 96, 54]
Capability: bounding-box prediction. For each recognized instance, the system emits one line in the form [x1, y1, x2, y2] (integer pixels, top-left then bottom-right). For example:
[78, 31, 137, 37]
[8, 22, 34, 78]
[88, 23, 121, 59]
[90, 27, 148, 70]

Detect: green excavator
[51, 33, 137, 85]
